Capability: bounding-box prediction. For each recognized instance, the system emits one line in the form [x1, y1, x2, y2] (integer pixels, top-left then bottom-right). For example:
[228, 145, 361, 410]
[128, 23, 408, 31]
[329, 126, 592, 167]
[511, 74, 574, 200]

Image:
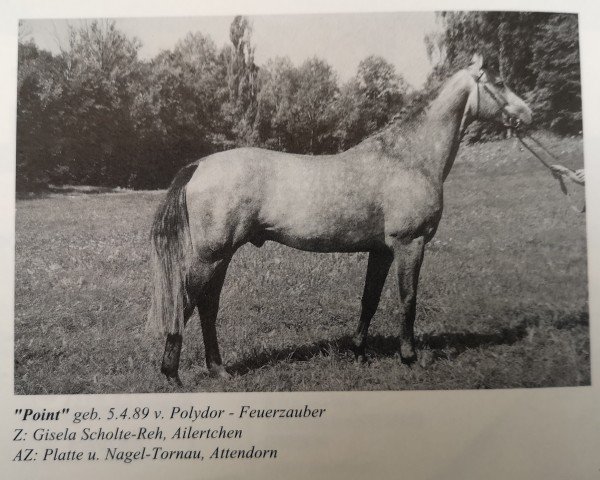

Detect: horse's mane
[351, 69, 465, 158]
[349, 102, 429, 158]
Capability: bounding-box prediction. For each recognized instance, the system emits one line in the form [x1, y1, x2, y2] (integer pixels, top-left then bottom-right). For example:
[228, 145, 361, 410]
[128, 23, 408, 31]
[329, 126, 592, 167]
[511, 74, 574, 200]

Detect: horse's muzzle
[504, 105, 533, 129]
[504, 116, 523, 129]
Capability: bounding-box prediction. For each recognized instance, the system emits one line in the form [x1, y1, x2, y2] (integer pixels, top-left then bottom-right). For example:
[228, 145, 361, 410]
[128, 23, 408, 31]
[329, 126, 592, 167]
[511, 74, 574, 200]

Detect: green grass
[14, 134, 589, 393]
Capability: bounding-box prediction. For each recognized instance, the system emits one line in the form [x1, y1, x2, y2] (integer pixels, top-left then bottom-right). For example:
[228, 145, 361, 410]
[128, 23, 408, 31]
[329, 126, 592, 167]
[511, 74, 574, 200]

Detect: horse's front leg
[353, 250, 393, 362]
[391, 236, 425, 364]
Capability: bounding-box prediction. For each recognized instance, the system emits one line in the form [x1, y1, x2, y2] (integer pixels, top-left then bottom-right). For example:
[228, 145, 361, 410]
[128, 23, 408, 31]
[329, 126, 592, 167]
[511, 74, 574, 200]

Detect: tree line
[17, 12, 581, 191]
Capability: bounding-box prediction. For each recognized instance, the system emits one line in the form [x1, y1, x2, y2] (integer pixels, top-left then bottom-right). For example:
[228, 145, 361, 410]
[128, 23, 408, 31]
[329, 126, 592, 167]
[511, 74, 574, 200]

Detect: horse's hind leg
[195, 258, 231, 379]
[161, 302, 196, 386]
[353, 250, 393, 362]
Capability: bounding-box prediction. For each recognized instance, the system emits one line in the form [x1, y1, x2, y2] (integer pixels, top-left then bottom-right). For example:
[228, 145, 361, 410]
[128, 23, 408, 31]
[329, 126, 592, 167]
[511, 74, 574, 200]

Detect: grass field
[14, 134, 589, 394]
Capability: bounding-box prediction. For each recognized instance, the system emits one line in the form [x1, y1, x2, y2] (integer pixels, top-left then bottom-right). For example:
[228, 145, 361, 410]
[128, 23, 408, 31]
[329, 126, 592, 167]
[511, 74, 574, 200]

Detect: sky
[22, 12, 440, 88]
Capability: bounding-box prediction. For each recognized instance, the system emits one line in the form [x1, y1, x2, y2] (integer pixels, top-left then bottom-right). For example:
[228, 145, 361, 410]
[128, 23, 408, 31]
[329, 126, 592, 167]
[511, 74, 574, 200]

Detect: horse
[148, 54, 532, 385]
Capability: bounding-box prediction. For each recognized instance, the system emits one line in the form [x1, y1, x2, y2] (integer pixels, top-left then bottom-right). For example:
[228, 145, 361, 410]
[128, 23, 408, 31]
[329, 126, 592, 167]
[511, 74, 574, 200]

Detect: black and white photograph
[15, 11, 588, 394]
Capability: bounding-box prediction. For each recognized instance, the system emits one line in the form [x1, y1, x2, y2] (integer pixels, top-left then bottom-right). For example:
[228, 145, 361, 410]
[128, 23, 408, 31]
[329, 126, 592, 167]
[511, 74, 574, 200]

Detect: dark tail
[148, 162, 199, 335]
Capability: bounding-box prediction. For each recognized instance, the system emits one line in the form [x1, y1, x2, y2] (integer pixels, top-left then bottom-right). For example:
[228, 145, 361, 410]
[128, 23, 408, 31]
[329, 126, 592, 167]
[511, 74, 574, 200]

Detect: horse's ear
[470, 53, 484, 71]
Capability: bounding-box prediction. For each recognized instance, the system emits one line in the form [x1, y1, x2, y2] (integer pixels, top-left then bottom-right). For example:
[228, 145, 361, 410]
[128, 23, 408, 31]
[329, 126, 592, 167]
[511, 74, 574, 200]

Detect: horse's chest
[383, 179, 442, 241]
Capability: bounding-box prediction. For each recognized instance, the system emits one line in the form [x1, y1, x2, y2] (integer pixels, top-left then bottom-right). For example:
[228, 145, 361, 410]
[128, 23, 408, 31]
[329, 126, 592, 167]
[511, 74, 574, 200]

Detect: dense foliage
[17, 18, 407, 190]
[17, 13, 582, 191]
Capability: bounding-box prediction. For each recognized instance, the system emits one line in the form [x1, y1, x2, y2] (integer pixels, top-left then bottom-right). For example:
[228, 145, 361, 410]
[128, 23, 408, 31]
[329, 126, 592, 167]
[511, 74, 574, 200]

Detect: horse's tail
[148, 161, 199, 336]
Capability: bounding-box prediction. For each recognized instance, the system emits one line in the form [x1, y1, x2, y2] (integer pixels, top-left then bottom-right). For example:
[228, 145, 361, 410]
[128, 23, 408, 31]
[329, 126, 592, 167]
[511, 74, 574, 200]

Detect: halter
[460, 69, 512, 140]
[474, 69, 512, 125]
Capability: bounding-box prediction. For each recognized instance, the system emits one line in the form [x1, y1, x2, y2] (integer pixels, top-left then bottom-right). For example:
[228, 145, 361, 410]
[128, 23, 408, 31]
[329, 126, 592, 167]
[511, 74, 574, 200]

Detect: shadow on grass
[226, 309, 588, 376]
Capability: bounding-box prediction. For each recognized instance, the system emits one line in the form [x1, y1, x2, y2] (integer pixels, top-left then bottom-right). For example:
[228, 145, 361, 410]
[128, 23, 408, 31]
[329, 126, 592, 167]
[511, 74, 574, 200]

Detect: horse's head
[465, 54, 532, 129]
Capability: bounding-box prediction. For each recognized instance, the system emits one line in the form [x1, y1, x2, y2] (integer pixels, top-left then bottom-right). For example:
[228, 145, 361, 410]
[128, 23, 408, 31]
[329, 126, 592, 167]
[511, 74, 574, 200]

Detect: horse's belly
[267, 232, 381, 253]
[264, 216, 385, 253]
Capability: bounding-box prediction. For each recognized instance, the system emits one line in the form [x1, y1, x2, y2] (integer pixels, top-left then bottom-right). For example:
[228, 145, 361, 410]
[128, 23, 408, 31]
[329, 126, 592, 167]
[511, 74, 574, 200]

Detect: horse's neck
[415, 73, 471, 185]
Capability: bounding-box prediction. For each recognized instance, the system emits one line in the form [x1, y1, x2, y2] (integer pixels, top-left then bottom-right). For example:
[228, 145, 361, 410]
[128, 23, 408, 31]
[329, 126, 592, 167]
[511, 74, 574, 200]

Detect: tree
[333, 79, 365, 150]
[132, 32, 230, 186]
[223, 16, 260, 145]
[255, 57, 339, 154]
[356, 56, 407, 128]
[334, 56, 408, 149]
[255, 57, 298, 150]
[530, 14, 582, 133]
[291, 57, 339, 153]
[16, 41, 64, 190]
[58, 20, 143, 186]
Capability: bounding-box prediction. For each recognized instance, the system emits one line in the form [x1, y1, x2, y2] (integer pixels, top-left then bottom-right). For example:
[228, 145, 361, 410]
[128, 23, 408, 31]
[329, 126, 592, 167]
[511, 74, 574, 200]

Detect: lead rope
[515, 131, 585, 213]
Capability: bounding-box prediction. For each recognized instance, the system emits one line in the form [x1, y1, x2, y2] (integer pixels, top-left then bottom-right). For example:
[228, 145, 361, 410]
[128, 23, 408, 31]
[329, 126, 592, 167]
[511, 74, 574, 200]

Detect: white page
[2, 1, 599, 479]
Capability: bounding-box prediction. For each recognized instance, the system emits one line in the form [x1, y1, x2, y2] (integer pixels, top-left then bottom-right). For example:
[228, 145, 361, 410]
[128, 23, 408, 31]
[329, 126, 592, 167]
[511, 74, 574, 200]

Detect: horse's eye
[495, 80, 505, 87]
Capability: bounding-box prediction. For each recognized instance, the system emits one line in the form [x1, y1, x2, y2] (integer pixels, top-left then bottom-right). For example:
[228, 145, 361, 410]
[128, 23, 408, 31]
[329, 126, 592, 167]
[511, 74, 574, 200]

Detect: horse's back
[184, 147, 389, 254]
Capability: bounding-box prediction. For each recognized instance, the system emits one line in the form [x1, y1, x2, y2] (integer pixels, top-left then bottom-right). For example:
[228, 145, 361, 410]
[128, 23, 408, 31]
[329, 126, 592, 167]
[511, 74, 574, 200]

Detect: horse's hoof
[401, 355, 417, 366]
[400, 343, 417, 365]
[354, 352, 367, 364]
[352, 340, 366, 363]
[163, 373, 183, 387]
[418, 350, 434, 369]
[161, 363, 183, 386]
[354, 346, 368, 365]
[209, 365, 231, 380]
